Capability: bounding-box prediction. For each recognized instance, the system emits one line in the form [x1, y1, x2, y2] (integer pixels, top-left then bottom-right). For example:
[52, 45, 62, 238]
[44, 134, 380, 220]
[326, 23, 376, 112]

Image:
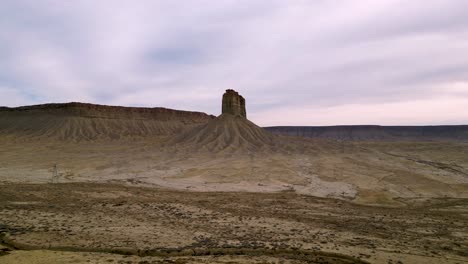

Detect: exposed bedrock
[222, 89, 246, 118]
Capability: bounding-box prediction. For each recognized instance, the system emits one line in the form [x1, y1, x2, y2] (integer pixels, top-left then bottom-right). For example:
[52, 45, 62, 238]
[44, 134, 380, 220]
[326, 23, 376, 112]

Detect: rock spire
[222, 89, 246, 118]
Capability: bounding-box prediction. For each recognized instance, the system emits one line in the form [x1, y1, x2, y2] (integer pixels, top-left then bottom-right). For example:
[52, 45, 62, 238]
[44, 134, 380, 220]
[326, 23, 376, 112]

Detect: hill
[0, 102, 214, 140]
[171, 89, 276, 152]
[171, 113, 276, 152]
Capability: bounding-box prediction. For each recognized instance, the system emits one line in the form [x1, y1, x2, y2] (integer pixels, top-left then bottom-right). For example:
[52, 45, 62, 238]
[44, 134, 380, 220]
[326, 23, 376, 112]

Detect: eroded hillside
[0, 102, 214, 140]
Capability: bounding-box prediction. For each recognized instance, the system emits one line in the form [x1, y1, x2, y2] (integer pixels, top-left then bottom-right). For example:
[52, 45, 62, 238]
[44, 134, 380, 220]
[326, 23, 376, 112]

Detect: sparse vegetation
[0, 183, 466, 263]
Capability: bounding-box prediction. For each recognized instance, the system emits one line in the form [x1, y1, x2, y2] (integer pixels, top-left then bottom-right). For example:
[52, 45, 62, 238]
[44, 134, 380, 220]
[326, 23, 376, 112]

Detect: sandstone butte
[222, 89, 246, 118]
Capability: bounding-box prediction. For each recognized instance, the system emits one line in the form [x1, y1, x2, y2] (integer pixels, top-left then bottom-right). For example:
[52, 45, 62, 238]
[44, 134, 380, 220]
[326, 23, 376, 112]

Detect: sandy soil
[0, 250, 324, 264]
[1, 126, 467, 264]
[0, 183, 467, 264]
[1, 136, 467, 205]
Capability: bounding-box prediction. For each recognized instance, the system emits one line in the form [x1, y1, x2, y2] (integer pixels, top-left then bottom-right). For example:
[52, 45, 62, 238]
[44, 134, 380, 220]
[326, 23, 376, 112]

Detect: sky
[1, 0, 468, 126]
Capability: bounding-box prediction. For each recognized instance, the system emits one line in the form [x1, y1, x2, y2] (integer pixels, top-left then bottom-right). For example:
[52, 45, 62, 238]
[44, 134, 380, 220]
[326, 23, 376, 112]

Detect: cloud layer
[1, 0, 468, 126]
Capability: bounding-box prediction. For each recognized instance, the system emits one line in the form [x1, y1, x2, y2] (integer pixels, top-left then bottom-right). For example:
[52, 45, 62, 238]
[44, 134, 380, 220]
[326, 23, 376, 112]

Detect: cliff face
[1, 102, 213, 121]
[264, 125, 468, 142]
[222, 89, 246, 118]
[0, 102, 215, 140]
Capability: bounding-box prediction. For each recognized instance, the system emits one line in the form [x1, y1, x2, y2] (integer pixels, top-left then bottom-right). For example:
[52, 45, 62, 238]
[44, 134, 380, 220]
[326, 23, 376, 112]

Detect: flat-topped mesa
[222, 89, 247, 118]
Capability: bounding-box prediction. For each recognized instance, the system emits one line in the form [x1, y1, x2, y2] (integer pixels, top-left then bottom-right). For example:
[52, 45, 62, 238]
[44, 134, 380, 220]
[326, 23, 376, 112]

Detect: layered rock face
[1, 102, 213, 121]
[222, 89, 246, 118]
[0, 102, 215, 140]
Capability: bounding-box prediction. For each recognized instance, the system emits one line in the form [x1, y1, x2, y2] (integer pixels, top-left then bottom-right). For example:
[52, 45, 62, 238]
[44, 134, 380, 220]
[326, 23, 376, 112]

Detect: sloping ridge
[265, 125, 468, 142]
[171, 114, 276, 152]
[0, 102, 214, 140]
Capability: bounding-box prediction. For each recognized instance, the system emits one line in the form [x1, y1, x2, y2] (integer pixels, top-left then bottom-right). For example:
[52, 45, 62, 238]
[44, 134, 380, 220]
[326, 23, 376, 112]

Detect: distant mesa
[222, 89, 246, 118]
[0, 102, 214, 140]
[264, 125, 468, 142]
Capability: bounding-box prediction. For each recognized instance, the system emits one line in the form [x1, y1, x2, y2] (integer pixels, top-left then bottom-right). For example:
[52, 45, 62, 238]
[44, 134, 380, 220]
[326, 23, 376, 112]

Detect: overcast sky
[1, 0, 468, 126]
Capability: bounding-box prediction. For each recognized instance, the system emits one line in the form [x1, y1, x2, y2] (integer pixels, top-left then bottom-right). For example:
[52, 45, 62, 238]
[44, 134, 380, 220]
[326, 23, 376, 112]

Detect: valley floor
[1, 137, 467, 205]
[0, 183, 467, 264]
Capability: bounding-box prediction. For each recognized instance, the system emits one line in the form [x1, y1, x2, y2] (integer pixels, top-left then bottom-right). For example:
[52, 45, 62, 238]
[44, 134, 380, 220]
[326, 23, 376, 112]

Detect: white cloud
[253, 95, 468, 126]
[0, 0, 467, 125]
[436, 81, 468, 95]
[0, 87, 35, 107]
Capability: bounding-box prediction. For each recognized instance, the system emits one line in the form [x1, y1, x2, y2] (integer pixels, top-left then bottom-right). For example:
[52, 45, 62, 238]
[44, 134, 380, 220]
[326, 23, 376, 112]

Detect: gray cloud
[1, 0, 467, 125]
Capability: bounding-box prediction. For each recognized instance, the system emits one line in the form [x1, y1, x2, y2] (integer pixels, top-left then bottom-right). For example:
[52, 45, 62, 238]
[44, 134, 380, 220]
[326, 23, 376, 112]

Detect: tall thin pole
[52, 164, 58, 183]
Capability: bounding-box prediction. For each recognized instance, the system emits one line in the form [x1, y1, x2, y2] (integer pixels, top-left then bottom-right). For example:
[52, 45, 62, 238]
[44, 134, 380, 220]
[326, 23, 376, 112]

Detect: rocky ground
[0, 183, 467, 263]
